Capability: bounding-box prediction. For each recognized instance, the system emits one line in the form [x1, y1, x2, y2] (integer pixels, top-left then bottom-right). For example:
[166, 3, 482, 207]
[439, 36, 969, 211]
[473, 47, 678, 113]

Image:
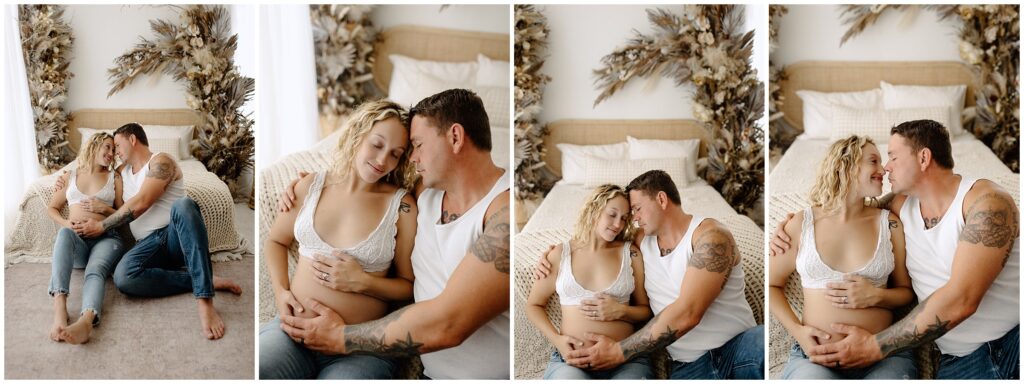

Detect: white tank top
[293, 172, 405, 273]
[411, 169, 510, 379]
[796, 207, 894, 289]
[121, 152, 186, 240]
[640, 215, 756, 363]
[555, 241, 633, 306]
[66, 167, 116, 207]
[901, 177, 1020, 356]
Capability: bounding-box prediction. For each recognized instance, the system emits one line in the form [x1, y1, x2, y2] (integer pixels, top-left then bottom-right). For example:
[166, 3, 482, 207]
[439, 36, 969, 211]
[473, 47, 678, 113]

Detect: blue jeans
[48, 227, 124, 324]
[542, 350, 653, 379]
[259, 317, 397, 379]
[937, 325, 1019, 380]
[669, 324, 764, 379]
[112, 198, 214, 298]
[782, 342, 917, 379]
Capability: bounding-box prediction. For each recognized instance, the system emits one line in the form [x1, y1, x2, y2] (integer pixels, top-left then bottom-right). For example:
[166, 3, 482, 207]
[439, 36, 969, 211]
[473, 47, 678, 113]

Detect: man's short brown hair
[113, 122, 149, 146]
[626, 170, 682, 206]
[890, 119, 954, 169]
[409, 88, 491, 151]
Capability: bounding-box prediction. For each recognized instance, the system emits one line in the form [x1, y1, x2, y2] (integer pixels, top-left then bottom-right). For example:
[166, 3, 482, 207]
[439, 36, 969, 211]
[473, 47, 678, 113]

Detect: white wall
[775, 5, 961, 67]
[65, 5, 188, 111]
[538, 5, 695, 122]
[371, 5, 509, 35]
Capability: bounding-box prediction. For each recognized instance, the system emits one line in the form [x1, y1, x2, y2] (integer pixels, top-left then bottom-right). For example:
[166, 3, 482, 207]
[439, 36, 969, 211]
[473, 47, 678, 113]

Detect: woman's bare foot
[50, 295, 68, 342]
[213, 276, 242, 295]
[61, 312, 95, 345]
[198, 298, 226, 340]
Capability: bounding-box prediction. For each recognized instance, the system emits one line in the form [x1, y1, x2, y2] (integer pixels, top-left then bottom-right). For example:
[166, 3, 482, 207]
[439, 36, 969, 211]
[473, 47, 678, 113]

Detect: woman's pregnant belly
[560, 305, 636, 349]
[289, 257, 389, 325]
[68, 205, 107, 223]
[802, 289, 893, 344]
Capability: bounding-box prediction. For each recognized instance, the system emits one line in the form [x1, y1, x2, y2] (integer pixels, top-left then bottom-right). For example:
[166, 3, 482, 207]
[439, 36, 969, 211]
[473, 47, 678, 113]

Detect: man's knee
[171, 197, 201, 220]
[112, 261, 139, 294]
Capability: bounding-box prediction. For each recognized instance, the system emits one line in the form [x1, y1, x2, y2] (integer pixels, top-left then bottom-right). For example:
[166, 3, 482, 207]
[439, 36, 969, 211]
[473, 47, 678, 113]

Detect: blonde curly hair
[808, 135, 876, 214]
[572, 184, 634, 244]
[76, 132, 114, 174]
[332, 99, 416, 190]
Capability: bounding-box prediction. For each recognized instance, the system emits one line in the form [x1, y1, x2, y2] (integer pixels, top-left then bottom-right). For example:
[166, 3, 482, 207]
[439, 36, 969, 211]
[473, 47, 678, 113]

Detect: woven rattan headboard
[780, 61, 977, 131]
[372, 25, 510, 93]
[68, 108, 201, 154]
[542, 119, 709, 178]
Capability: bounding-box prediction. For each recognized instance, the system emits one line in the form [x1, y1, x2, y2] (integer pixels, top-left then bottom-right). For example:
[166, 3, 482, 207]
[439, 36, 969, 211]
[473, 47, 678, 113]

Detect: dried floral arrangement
[19, 4, 75, 174]
[841, 4, 1019, 171]
[593, 5, 765, 216]
[108, 5, 255, 196]
[311, 4, 379, 118]
[768, 5, 799, 157]
[514, 5, 556, 200]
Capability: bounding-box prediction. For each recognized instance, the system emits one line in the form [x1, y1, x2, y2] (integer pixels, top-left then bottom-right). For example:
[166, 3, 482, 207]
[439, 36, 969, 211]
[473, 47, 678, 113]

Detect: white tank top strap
[795, 207, 894, 289]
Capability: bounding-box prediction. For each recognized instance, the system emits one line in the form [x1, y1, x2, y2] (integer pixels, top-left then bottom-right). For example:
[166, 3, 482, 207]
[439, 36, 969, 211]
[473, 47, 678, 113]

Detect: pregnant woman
[526, 184, 653, 379]
[769, 135, 917, 379]
[47, 132, 125, 344]
[260, 100, 419, 379]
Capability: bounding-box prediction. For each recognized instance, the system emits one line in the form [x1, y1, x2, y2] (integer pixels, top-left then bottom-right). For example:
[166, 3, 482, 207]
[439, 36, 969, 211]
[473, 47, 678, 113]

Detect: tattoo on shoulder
[629, 246, 640, 258]
[102, 207, 135, 230]
[876, 296, 951, 357]
[688, 228, 737, 275]
[344, 306, 424, 358]
[888, 219, 899, 229]
[960, 192, 1018, 249]
[148, 159, 175, 181]
[399, 201, 411, 214]
[470, 205, 510, 274]
[619, 312, 683, 360]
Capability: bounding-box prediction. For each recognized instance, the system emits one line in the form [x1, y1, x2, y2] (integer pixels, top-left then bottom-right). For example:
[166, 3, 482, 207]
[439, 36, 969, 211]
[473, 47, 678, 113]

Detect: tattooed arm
[103, 153, 179, 229]
[284, 191, 511, 357]
[808, 181, 1018, 367]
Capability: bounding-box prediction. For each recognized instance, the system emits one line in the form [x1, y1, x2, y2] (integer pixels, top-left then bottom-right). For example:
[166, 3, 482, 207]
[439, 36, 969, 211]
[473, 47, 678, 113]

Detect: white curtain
[4, 5, 42, 230]
[257, 5, 319, 167]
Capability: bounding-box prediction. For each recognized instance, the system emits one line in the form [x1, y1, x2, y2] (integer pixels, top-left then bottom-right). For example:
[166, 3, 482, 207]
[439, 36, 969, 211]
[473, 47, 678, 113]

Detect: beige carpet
[4, 203, 255, 379]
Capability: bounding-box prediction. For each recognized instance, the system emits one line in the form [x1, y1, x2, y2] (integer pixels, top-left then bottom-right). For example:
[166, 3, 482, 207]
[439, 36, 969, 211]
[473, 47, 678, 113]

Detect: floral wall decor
[768, 5, 799, 157]
[841, 4, 1019, 171]
[19, 4, 75, 174]
[514, 4, 557, 200]
[107, 5, 255, 196]
[593, 5, 765, 216]
[311, 4, 379, 118]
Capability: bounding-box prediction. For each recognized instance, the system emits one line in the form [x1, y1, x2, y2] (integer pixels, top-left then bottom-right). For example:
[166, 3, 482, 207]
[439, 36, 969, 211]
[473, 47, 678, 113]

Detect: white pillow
[474, 85, 510, 130]
[490, 125, 510, 170]
[796, 89, 882, 139]
[149, 137, 183, 160]
[387, 54, 478, 107]
[143, 125, 194, 160]
[880, 81, 966, 136]
[556, 142, 628, 184]
[583, 156, 690, 189]
[831, 105, 952, 143]
[626, 136, 700, 182]
[476, 54, 509, 88]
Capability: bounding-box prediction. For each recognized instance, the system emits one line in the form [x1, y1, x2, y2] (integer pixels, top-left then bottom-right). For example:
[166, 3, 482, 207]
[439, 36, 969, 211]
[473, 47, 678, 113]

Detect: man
[770, 119, 1019, 379]
[535, 170, 763, 379]
[72, 123, 242, 340]
[277, 89, 511, 379]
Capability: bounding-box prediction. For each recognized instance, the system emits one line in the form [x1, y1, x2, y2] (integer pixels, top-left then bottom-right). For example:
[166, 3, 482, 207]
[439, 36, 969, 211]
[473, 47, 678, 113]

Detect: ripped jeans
[48, 227, 125, 324]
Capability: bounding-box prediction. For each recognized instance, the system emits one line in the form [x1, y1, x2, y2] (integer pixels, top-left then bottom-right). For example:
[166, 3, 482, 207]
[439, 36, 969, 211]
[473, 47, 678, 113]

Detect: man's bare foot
[198, 298, 226, 340]
[60, 313, 95, 345]
[213, 276, 242, 295]
[50, 296, 68, 342]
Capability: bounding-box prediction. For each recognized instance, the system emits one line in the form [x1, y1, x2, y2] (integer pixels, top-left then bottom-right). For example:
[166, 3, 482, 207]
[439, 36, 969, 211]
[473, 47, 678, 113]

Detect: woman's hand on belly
[579, 294, 626, 322]
[273, 289, 305, 318]
[791, 323, 832, 355]
[554, 334, 586, 360]
[825, 274, 882, 309]
[311, 252, 369, 293]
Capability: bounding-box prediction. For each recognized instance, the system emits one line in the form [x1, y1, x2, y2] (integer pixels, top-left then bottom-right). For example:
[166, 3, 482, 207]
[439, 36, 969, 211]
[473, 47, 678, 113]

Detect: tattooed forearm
[688, 228, 737, 275]
[960, 192, 1018, 248]
[102, 208, 136, 230]
[619, 312, 683, 361]
[399, 201, 411, 214]
[875, 296, 951, 357]
[471, 205, 510, 273]
[344, 306, 424, 358]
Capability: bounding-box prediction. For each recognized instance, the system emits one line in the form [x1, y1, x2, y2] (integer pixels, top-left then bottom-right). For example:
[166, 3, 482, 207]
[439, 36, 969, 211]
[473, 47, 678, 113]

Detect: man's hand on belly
[806, 323, 884, 369]
[564, 332, 625, 370]
[280, 298, 348, 355]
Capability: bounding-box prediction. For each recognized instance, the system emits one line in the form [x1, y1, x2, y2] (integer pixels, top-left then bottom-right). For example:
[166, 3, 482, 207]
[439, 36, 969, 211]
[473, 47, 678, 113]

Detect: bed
[258, 24, 510, 378]
[768, 61, 1021, 379]
[513, 119, 766, 379]
[5, 109, 248, 263]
